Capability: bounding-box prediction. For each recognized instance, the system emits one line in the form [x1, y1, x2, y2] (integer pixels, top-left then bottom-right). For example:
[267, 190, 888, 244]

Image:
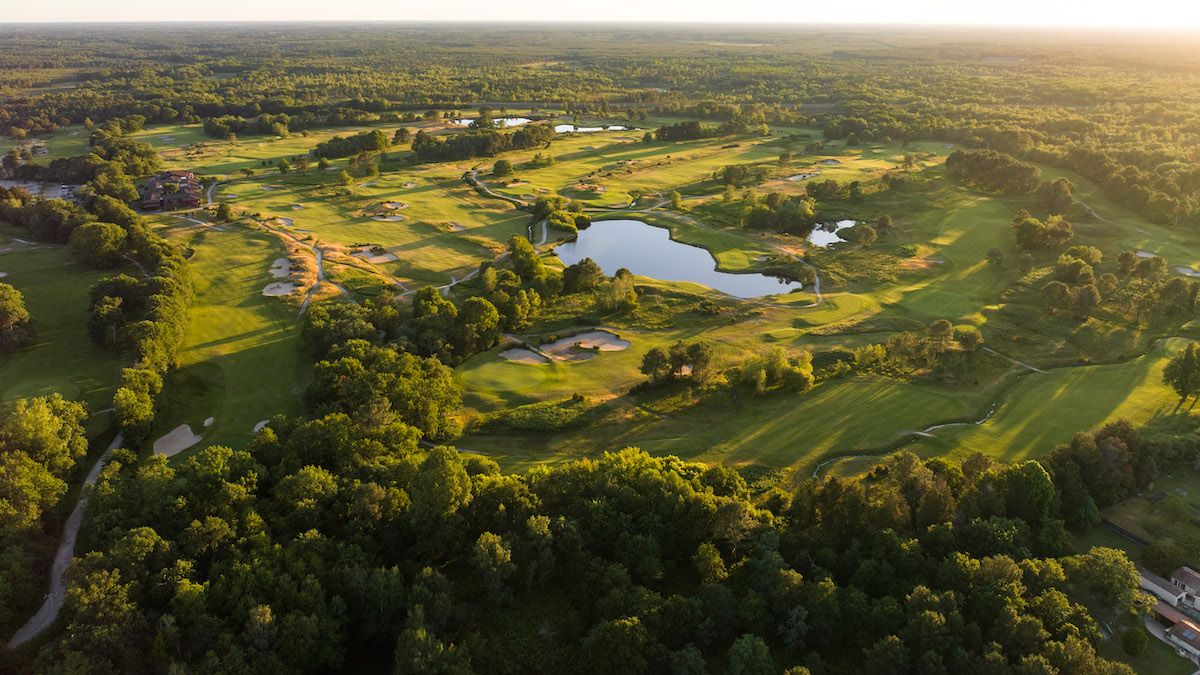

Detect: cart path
[8, 433, 124, 648]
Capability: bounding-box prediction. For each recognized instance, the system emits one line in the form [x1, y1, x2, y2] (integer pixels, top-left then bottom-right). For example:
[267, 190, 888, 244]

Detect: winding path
[8, 434, 124, 648]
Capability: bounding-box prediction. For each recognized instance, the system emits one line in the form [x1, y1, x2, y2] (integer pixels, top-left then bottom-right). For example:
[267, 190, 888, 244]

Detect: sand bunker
[500, 348, 551, 365]
[203, 417, 215, 427]
[820, 159, 841, 165]
[403, 182, 418, 188]
[261, 186, 274, 191]
[754, 255, 769, 261]
[277, 217, 294, 228]
[383, 202, 409, 209]
[536, 187, 550, 193]
[521, 194, 536, 199]
[508, 181, 530, 187]
[787, 172, 820, 181]
[0, 272, 7, 278]
[583, 146, 597, 150]
[373, 215, 406, 222]
[613, 137, 636, 141]
[296, 229, 313, 233]
[1177, 266, 1200, 277]
[221, 193, 238, 199]
[253, 420, 269, 433]
[361, 181, 378, 187]
[263, 281, 297, 296]
[353, 247, 398, 264]
[269, 258, 291, 278]
[448, 222, 465, 232]
[158, 135, 177, 141]
[1136, 250, 1156, 258]
[153, 424, 203, 458]
[539, 330, 630, 361]
[291, 204, 304, 210]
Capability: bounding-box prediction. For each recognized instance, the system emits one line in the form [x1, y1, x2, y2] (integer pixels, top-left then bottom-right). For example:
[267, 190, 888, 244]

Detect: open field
[0, 225, 130, 412]
[146, 217, 310, 458]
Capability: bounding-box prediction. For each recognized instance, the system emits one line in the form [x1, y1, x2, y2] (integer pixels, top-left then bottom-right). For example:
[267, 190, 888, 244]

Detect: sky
[5, 0, 1200, 28]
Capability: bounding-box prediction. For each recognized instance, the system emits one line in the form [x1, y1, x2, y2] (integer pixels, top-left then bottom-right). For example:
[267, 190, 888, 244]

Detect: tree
[410, 447, 472, 521]
[0, 282, 36, 357]
[878, 214, 895, 234]
[563, 258, 604, 293]
[929, 320, 954, 348]
[295, 156, 310, 175]
[393, 127, 412, 144]
[338, 170, 353, 186]
[1162, 342, 1200, 403]
[87, 296, 125, 349]
[277, 159, 291, 174]
[1036, 178, 1075, 212]
[727, 634, 773, 675]
[670, 191, 684, 211]
[1122, 628, 1148, 656]
[986, 248, 1005, 266]
[642, 132, 653, 144]
[1042, 281, 1071, 314]
[640, 347, 670, 383]
[493, 159, 514, 178]
[853, 225, 877, 247]
[1071, 284, 1100, 319]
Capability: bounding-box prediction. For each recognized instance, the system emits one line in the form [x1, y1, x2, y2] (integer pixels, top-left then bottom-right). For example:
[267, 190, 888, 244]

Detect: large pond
[452, 117, 531, 128]
[810, 220, 855, 247]
[554, 124, 631, 133]
[554, 219, 800, 298]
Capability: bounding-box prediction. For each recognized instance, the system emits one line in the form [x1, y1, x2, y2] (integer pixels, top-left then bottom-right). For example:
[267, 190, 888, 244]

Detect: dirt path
[982, 346, 1051, 374]
[465, 170, 529, 207]
[8, 433, 124, 648]
[121, 254, 151, 279]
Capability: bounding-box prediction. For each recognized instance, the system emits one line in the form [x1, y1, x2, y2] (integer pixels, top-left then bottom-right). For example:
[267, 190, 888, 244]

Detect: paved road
[8, 434, 124, 648]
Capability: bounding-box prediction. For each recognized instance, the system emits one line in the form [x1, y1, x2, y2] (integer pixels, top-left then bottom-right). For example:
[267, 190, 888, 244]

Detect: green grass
[1098, 630, 1196, 675]
[148, 219, 309, 458]
[911, 338, 1193, 464]
[459, 358, 551, 392]
[0, 125, 92, 164]
[1102, 470, 1200, 550]
[0, 229, 130, 412]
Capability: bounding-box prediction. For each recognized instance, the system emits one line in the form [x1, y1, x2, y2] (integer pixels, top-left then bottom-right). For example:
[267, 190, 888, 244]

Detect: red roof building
[143, 170, 201, 211]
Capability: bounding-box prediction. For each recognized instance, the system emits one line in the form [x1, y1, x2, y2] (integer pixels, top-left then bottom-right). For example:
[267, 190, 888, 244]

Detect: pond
[809, 220, 855, 247]
[555, 124, 630, 133]
[553, 219, 800, 299]
[452, 117, 531, 128]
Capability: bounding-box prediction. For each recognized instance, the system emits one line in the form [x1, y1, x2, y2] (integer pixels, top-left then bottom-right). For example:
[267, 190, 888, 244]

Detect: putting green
[460, 360, 549, 392]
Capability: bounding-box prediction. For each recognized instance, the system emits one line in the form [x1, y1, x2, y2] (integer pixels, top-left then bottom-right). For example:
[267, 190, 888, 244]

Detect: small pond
[809, 220, 856, 248]
[452, 117, 531, 128]
[554, 219, 800, 299]
[555, 124, 630, 133]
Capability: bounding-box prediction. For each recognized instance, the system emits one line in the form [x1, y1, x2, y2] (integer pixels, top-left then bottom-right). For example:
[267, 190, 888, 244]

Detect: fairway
[459, 359, 549, 392]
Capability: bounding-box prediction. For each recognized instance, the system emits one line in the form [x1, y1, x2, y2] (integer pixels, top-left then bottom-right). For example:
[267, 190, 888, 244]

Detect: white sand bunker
[203, 417, 215, 427]
[221, 193, 238, 199]
[1136, 250, 1156, 258]
[508, 180, 530, 187]
[614, 136, 636, 141]
[383, 202, 409, 209]
[403, 182, 418, 188]
[269, 258, 291, 277]
[291, 204, 304, 210]
[0, 272, 7, 278]
[373, 215, 406, 222]
[754, 255, 769, 261]
[500, 347, 551, 365]
[448, 222, 465, 232]
[158, 135, 177, 141]
[263, 281, 297, 296]
[277, 217, 294, 227]
[153, 424, 203, 458]
[253, 419, 270, 433]
[295, 229, 313, 233]
[353, 247, 398, 264]
[787, 172, 820, 181]
[583, 146, 597, 150]
[536, 187, 550, 193]
[521, 194, 536, 199]
[261, 186, 274, 191]
[540, 330, 631, 361]
[1177, 266, 1200, 277]
[324, 166, 340, 170]
[820, 158, 841, 165]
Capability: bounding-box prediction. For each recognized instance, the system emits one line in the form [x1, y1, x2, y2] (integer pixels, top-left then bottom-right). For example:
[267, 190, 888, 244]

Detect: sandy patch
[277, 217, 294, 228]
[583, 146, 597, 150]
[383, 202, 409, 209]
[269, 258, 292, 277]
[291, 204, 304, 210]
[613, 137, 636, 141]
[820, 159, 841, 165]
[353, 247, 398, 264]
[403, 182, 418, 188]
[1136, 250, 1156, 258]
[787, 172, 820, 181]
[253, 420, 269, 432]
[153, 424, 203, 457]
[373, 215, 406, 222]
[539, 330, 631, 362]
[361, 181, 378, 187]
[508, 181, 530, 187]
[500, 347, 551, 365]
[220, 193, 238, 199]
[1177, 266, 1200, 277]
[158, 135, 177, 141]
[203, 416, 215, 427]
[900, 258, 945, 271]
[754, 255, 769, 261]
[448, 223, 465, 232]
[263, 281, 297, 296]
[0, 272, 7, 278]
[521, 194, 536, 200]
[536, 187, 550, 193]
[261, 186, 274, 191]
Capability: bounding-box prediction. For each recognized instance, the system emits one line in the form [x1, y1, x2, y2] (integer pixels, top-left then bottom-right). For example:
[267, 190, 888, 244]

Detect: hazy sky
[5, 0, 1200, 28]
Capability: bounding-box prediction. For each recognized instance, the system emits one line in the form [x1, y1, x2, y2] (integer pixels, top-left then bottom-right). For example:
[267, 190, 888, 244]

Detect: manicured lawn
[148, 219, 310, 458]
[0, 229, 131, 412]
